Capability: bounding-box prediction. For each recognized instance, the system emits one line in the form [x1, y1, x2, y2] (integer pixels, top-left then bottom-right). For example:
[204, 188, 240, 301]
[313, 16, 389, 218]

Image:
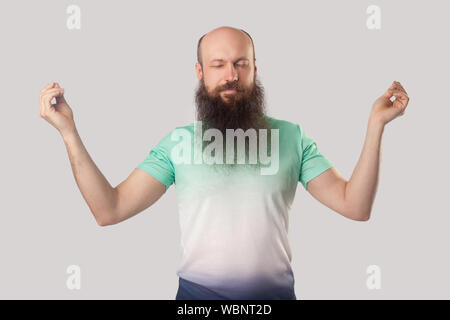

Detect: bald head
[194, 26, 266, 136]
[197, 26, 255, 67]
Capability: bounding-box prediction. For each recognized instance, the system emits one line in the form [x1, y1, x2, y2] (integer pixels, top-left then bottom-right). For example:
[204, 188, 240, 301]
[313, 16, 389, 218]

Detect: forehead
[202, 30, 253, 62]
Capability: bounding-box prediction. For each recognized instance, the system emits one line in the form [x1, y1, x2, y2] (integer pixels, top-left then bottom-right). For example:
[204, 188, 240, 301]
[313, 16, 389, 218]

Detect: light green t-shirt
[136, 115, 333, 299]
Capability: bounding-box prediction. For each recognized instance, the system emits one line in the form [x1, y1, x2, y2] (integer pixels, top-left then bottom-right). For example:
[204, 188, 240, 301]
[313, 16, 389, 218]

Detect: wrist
[368, 113, 385, 128]
[368, 116, 385, 134]
[60, 126, 79, 142]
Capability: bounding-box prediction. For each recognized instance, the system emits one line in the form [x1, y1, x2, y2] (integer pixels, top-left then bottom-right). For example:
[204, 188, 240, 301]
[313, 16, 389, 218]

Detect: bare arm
[61, 127, 118, 226]
[306, 81, 410, 221]
[306, 118, 383, 221]
[62, 127, 167, 226]
[40, 82, 166, 226]
[343, 118, 384, 220]
[113, 168, 166, 225]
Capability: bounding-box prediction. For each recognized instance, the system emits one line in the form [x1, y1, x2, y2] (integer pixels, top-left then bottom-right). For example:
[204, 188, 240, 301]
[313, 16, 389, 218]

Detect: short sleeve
[136, 132, 175, 192]
[298, 125, 334, 190]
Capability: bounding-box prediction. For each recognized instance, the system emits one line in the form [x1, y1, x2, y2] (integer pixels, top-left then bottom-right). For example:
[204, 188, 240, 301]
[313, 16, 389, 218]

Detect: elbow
[97, 219, 109, 227]
[357, 214, 370, 222]
[345, 207, 371, 221]
[353, 210, 371, 222]
[95, 212, 116, 227]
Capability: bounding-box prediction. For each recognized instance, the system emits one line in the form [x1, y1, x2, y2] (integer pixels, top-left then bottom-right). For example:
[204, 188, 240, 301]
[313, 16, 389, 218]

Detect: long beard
[195, 76, 268, 133]
[194, 76, 271, 169]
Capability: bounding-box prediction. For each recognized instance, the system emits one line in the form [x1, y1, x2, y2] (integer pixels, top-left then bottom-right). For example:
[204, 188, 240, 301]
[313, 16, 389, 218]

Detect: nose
[224, 62, 238, 82]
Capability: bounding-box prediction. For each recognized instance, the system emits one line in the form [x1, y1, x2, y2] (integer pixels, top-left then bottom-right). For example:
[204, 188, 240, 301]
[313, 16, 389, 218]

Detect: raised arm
[39, 82, 166, 226]
[61, 129, 166, 226]
[306, 81, 410, 221]
[112, 168, 166, 225]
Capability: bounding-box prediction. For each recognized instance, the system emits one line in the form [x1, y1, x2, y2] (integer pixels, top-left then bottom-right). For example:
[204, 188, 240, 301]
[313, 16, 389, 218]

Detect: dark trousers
[175, 277, 297, 300]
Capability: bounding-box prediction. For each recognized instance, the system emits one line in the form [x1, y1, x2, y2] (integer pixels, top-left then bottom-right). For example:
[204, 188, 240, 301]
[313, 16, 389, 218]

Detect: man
[38, 26, 410, 300]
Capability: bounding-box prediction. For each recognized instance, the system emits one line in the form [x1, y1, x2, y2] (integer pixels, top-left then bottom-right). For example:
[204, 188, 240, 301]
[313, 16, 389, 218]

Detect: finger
[385, 87, 397, 98]
[39, 85, 59, 114]
[39, 86, 58, 115]
[391, 92, 409, 104]
[41, 87, 64, 98]
[393, 88, 409, 99]
[41, 93, 64, 117]
[55, 91, 67, 104]
[40, 82, 56, 97]
[386, 81, 402, 95]
[392, 92, 409, 109]
[392, 81, 408, 95]
[41, 88, 65, 110]
[52, 83, 68, 104]
[383, 86, 396, 98]
[390, 88, 407, 95]
[398, 103, 408, 114]
[390, 81, 401, 91]
[388, 88, 409, 99]
[43, 82, 56, 90]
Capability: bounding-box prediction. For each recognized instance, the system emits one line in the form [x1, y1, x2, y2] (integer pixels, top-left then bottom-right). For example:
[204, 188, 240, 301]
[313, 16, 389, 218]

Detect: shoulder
[152, 122, 196, 150]
[265, 114, 301, 135]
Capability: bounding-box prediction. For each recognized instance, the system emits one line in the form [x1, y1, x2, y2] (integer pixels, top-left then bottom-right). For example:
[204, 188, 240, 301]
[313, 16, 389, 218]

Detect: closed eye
[212, 63, 247, 68]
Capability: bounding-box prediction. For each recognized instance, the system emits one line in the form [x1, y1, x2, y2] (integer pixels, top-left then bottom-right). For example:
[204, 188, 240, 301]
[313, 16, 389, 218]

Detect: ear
[195, 62, 203, 81]
[254, 59, 257, 77]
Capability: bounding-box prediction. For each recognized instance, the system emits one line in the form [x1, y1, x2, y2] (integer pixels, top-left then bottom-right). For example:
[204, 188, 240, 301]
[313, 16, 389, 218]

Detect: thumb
[54, 84, 67, 104]
[382, 87, 394, 99]
[55, 91, 67, 104]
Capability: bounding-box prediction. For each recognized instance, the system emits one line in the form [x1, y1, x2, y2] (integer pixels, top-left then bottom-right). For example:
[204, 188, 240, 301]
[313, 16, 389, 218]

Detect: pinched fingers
[41, 82, 56, 91]
[39, 87, 65, 115]
[390, 81, 408, 95]
[390, 88, 409, 113]
[388, 81, 409, 101]
[39, 82, 55, 109]
[388, 88, 408, 99]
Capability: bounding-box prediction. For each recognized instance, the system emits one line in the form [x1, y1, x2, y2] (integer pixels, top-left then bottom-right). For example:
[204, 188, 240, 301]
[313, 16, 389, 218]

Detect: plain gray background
[0, 0, 449, 299]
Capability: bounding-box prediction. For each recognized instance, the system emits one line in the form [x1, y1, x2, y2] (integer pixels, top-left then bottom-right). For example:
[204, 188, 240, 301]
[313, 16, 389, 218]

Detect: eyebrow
[209, 57, 249, 64]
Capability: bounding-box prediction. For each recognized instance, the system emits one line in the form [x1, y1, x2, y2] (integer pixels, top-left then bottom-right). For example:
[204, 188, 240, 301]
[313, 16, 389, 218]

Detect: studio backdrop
[0, 0, 448, 299]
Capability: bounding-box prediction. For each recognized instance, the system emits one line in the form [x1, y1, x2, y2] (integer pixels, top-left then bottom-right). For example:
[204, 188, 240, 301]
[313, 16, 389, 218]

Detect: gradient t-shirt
[136, 115, 334, 299]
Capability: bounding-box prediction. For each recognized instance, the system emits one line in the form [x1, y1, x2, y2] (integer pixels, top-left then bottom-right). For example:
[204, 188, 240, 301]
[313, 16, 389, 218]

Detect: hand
[39, 82, 75, 135]
[370, 81, 410, 126]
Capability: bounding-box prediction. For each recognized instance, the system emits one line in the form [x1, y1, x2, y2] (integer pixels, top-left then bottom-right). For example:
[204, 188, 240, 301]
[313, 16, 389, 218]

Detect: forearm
[61, 127, 117, 226]
[345, 118, 385, 220]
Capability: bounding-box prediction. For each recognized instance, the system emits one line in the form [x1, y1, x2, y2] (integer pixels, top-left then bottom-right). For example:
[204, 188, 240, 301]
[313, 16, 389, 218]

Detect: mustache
[215, 81, 245, 93]
[195, 76, 267, 131]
